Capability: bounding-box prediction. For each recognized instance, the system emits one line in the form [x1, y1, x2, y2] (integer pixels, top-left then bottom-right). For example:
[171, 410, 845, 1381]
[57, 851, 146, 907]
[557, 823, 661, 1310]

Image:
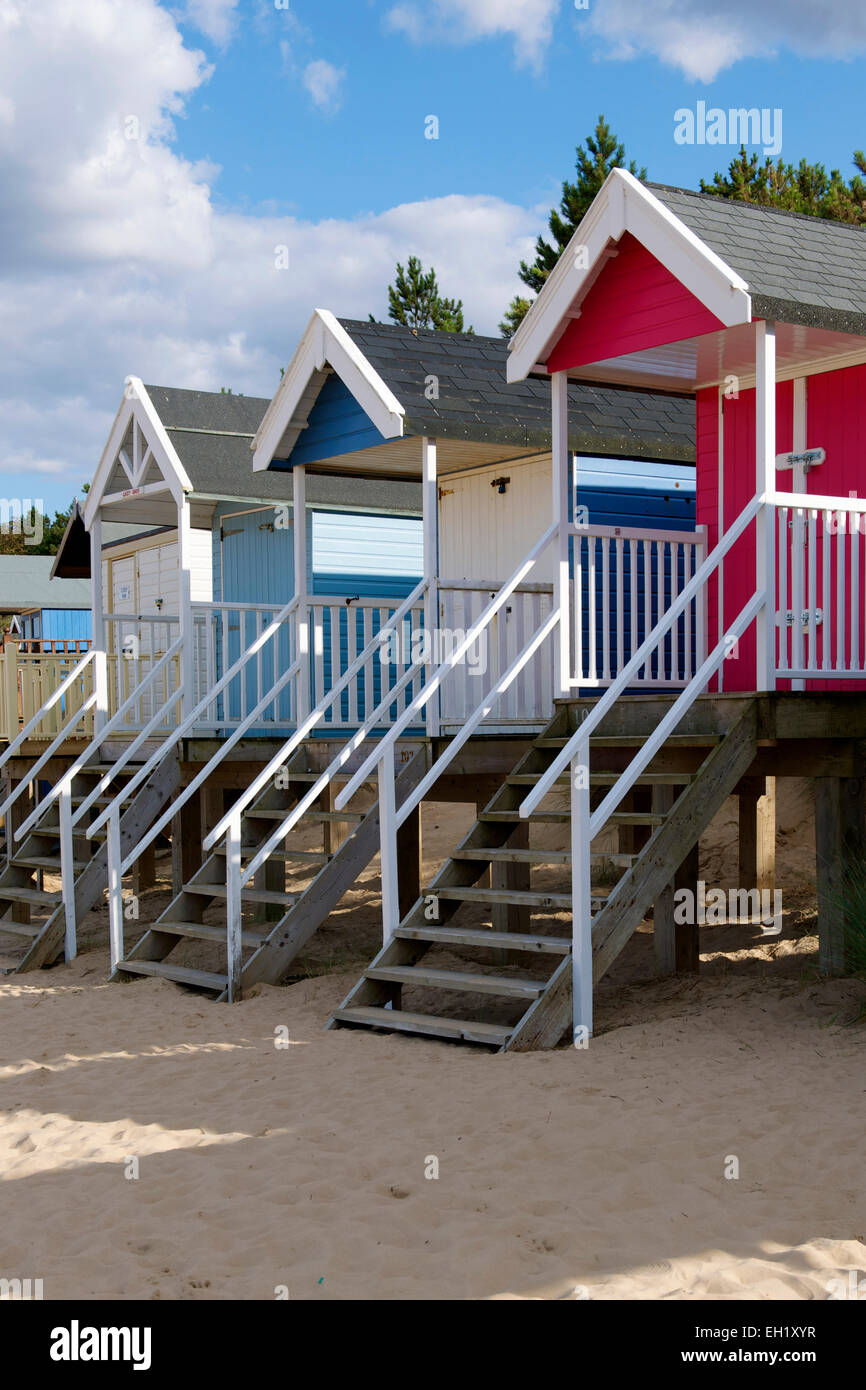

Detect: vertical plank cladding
[705, 380, 792, 692]
[547, 233, 724, 372]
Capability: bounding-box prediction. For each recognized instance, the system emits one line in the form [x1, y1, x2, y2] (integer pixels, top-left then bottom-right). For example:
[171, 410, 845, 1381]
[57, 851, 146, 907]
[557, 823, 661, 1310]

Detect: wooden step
[116, 959, 229, 990]
[454, 847, 636, 868]
[152, 921, 268, 948]
[435, 885, 571, 910]
[479, 811, 568, 824]
[245, 807, 364, 823]
[506, 772, 691, 787]
[182, 883, 298, 906]
[606, 812, 665, 826]
[396, 925, 571, 955]
[534, 733, 720, 749]
[0, 884, 62, 906]
[456, 847, 572, 865]
[213, 846, 331, 865]
[0, 921, 41, 939]
[367, 964, 544, 1000]
[332, 1005, 511, 1046]
[17, 854, 88, 873]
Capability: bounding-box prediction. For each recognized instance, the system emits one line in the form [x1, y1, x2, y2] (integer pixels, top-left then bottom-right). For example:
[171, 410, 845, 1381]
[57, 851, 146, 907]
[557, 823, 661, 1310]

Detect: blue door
[219, 508, 295, 723]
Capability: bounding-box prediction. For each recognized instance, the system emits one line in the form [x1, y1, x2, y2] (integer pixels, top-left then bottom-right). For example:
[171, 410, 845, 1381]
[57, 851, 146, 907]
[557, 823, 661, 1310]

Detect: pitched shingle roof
[337, 320, 695, 463]
[142, 385, 421, 511]
[648, 183, 866, 335]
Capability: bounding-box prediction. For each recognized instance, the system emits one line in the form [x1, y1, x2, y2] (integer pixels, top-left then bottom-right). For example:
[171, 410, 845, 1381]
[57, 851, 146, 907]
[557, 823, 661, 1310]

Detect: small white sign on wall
[118, 584, 132, 601]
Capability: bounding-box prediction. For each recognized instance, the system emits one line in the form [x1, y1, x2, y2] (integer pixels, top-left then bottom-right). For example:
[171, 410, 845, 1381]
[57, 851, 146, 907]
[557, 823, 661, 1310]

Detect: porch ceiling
[560, 320, 866, 395]
[272, 435, 545, 481]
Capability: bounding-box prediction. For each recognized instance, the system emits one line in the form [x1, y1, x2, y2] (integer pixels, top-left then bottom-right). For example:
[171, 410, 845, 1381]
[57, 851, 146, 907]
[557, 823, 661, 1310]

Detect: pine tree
[702, 147, 866, 223]
[374, 256, 472, 333]
[500, 116, 646, 337]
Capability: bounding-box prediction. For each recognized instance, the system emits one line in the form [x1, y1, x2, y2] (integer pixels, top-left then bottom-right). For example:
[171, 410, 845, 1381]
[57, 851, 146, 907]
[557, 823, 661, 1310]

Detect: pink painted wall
[698, 367, 866, 692]
[547, 233, 724, 372]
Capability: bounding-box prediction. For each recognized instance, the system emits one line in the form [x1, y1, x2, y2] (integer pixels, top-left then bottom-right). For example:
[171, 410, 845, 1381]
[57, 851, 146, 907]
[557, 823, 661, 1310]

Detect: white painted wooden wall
[437, 454, 553, 585]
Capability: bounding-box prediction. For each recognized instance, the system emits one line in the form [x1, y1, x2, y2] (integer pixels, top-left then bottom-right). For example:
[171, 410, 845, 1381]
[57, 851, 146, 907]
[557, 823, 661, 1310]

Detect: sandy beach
[2, 784, 865, 1301]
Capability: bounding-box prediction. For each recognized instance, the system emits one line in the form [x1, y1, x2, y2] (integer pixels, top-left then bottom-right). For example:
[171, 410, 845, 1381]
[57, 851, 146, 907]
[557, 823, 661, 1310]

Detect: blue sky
[1, 0, 865, 514]
[177, 4, 865, 227]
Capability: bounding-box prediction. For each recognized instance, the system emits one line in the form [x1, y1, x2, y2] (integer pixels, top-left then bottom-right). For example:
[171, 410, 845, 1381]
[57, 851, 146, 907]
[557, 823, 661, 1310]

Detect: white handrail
[0, 647, 95, 771]
[87, 594, 300, 838]
[588, 589, 765, 838]
[0, 690, 98, 819]
[394, 607, 560, 832]
[118, 653, 303, 875]
[335, 521, 558, 810]
[238, 654, 427, 886]
[519, 493, 764, 818]
[15, 637, 185, 840]
[203, 577, 427, 849]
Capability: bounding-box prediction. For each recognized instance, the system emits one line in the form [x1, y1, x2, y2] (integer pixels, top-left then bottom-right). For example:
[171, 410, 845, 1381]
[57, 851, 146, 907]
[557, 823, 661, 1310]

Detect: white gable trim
[252, 308, 405, 472]
[84, 379, 191, 529]
[507, 168, 752, 383]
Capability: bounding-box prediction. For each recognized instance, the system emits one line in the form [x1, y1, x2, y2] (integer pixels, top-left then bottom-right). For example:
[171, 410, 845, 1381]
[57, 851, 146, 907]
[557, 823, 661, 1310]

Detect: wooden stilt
[132, 839, 157, 896]
[9, 780, 31, 923]
[653, 785, 700, 975]
[396, 804, 422, 922]
[815, 774, 866, 975]
[491, 821, 530, 964]
[180, 787, 203, 881]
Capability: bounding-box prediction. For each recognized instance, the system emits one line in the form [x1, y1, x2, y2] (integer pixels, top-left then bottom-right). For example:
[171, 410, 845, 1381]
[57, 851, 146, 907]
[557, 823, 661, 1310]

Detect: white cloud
[0, 0, 538, 507]
[385, 0, 559, 71]
[587, 0, 866, 82]
[183, 0, 242, 47]
[302, 58, 346, 114]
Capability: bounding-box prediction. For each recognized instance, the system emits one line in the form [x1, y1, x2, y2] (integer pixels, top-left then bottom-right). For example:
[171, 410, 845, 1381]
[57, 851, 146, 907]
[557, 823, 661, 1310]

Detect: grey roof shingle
[647, 184, 866, 335]
[337, 320, 695, 463]
[142, 385, 421, 510]
[0, 556, 90, 612]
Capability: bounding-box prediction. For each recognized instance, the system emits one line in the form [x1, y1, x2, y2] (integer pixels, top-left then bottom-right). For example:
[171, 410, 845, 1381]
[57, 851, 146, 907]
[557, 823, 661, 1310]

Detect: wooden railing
[572, 523, 707, 687]
[775, 493, 866, 682]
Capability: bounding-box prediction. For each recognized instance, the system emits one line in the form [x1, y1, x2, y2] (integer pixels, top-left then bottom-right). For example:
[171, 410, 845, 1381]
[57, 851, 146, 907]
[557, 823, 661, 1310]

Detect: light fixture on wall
[154, 598, 163, 611]
[491, 476, 510, 495]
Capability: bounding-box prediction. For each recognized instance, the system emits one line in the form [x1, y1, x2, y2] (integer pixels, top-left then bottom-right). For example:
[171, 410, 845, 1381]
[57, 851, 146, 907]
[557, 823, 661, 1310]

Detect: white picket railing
[775, 493, 866, 681]
[572, 523, 707, 688]
[438, 580, 554, 725]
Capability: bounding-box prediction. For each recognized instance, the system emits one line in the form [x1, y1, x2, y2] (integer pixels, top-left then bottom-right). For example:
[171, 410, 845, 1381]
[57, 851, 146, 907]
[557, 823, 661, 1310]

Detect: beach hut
[0, 556, 91, 651]
[0, 311, 698, 990]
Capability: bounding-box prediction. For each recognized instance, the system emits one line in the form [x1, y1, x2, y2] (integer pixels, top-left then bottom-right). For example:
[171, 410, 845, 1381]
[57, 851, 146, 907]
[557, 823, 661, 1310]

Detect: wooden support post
[319, 783, 352, 857]
[815, 774, 866, 975]
[653, 785, 700, 975]
[174, 787, 203, 888]
[618, 786, 652, 855]
[754, 319, 777, 693]
[396, 804, 422, 922]
[132, 839, 157, 896]
[8, 780, 31, 922]
[293, 464, 310, 723]
[491, 821, 530, 964]
[737, 775, 775, 895]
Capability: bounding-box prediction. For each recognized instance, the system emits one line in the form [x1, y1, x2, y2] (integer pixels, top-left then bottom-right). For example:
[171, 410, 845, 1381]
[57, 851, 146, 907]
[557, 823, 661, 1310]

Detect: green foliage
[0, 501, 74, 556]
[379, 256, 473, 333]
[501, 116, 646, 336]
[702, 147, 866, 223]
[498, 296, 533, 339]
[519, 116, 646, 297]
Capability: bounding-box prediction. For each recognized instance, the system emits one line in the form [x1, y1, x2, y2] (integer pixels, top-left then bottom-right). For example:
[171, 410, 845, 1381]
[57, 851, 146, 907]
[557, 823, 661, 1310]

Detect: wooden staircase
[114, 745, 429, 996]
[0, 757, 181, 972]
[328, 700, 759, 1050]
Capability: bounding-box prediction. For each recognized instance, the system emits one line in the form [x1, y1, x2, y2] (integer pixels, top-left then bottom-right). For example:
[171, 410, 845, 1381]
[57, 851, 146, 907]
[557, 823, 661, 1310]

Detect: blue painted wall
[574, 459, 697, 690]
[20, 609, 92, 642]
[272, 374, 389, 469]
